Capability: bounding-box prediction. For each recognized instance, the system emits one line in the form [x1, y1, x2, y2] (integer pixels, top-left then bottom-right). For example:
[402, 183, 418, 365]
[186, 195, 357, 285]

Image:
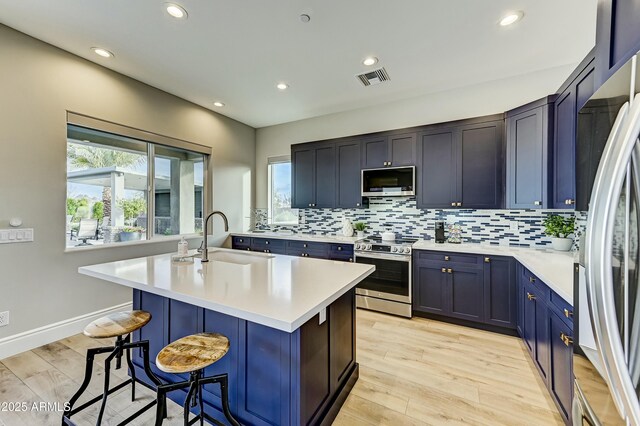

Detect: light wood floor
[0, 310, 563, 425]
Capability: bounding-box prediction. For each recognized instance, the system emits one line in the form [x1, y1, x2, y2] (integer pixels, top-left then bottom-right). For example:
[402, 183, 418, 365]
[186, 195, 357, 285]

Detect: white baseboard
[0, 302, 133, 360]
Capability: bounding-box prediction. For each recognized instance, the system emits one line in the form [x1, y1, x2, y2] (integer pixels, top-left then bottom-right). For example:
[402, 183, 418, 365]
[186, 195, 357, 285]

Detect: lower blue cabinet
[231, 237, 354, 262]
[519, 264, 573, 425]
[412, 251, 516, 330]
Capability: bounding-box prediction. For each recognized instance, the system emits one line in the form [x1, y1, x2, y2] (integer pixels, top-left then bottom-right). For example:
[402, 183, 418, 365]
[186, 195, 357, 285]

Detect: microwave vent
[356, 67, 390, 86]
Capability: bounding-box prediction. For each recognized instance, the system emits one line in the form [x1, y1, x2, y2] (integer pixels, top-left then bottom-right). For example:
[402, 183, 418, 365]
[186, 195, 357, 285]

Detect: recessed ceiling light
[165, 3, 188, 19]
[213, 102, 225, 107]
[499, 11, 524, 26]
[300, 14, 311, 23]
[276, 83, 289, 90]
[91, 47, 114, 58]
[363, 57, 378, 66]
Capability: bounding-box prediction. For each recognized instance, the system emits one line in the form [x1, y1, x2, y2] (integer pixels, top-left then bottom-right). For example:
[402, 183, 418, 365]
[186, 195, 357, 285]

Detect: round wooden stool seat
[156, 332, 230, 374]
[83, 310, 152, 339]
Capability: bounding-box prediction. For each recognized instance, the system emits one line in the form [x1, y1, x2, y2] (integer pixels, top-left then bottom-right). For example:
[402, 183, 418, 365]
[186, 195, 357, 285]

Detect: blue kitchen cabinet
[483, 256, 517, 329]
[417, 128, 457, 209]
[231, 237, 354, 262]
[361, 132, 416, 169]
[516, 265, 524, 337]
[553, 53, 595, 209]
[291, 141, 336, 209]
[458, 121, 504, 209]
[449, 266, 485, 322]
[519, 265, 574, 425]
[595, 0, 640, 87]
[506, 97, 555, 209]
[412, 250, 515, 330]
[549, 309, 574, 423]
[250, 237, 287, 254]
[413, 263, 450, 316]
[417, 116, 503, 209]
[335, 139, 365, 208]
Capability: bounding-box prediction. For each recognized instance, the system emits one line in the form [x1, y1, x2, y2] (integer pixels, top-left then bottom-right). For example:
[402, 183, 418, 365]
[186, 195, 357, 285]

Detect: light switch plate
[0, 228, 34, 244]
[0, 311, 9, 327]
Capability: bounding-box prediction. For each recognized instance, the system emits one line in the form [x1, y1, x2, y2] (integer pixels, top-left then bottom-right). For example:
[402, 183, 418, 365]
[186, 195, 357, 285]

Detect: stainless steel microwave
[361, 166, 415, 197]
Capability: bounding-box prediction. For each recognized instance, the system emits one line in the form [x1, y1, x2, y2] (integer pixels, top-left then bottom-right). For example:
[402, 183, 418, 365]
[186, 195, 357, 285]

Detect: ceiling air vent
[356, 67, 390, 86]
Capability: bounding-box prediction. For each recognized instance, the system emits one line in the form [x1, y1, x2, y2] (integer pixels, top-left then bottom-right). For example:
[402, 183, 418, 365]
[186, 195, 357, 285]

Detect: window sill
[64, 233, 204, 253]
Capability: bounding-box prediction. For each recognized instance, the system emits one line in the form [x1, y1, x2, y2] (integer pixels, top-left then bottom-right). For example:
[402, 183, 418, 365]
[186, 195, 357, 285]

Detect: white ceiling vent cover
[356, 67, 391, 86]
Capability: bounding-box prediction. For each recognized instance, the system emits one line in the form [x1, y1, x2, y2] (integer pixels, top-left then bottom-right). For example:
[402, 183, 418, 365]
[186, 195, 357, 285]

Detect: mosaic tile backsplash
[256, 197, 580, 249]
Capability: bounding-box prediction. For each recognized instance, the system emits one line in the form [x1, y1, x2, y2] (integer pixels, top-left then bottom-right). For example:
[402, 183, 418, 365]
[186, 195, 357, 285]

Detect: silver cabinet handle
[533, 201, 541, 206]
[456, 202, 462, 207]
[451, 202, 456, 207]
[484, 257, 490, 263]
[338, 246, 342, 251]
[265, 241, 269, 245]
[565, 199, 576, 205]
[441, 267, 446, 273]
[303, 243, 307, 248]
[356, 203, 360, 207]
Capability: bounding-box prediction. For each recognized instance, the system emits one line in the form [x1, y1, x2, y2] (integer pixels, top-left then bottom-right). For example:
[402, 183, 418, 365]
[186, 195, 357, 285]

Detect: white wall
[0, 25, 255, 341]
[255, 63, 576, 207]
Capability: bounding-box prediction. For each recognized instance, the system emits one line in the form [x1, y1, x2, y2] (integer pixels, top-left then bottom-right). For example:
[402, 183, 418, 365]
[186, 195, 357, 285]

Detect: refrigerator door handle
[585, 99, 630, 419]
[587, 93, 640, 424]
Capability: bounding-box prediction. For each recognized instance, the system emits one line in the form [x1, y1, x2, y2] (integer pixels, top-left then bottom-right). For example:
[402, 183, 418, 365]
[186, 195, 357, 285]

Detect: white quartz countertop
[79, 248, 374, 333]
[230, 232, 360, 245]
[412, 241, 575, 305]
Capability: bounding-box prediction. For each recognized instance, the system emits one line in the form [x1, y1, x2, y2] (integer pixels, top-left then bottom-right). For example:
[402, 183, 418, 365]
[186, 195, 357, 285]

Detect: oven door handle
[355, 252, 411, 262]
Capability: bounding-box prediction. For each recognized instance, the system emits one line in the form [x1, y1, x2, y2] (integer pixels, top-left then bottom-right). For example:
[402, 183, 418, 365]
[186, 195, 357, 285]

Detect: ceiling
[0, 0, 597, 128]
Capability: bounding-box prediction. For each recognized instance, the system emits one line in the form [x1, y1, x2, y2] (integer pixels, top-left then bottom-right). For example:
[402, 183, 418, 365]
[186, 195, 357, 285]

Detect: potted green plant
[542, 214, 575, 251]
[353, 222, 366, 238]
[119, 226, 145, 242]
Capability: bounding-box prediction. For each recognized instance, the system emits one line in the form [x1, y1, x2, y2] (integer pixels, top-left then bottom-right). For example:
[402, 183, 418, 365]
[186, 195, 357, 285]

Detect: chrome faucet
[201, 211, 229, 262]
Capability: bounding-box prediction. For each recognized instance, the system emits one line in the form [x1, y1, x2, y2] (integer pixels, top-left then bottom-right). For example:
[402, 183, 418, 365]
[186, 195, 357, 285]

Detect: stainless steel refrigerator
[574, 52, 640, 425]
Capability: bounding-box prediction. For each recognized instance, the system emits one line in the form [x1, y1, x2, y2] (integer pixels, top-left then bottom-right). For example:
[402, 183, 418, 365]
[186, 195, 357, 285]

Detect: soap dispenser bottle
[178, 236, 188, 256]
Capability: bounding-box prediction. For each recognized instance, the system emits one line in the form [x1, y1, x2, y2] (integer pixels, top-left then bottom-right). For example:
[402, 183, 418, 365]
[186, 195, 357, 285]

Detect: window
[268, 156, 297, 225]
[66, 114, 210, 249]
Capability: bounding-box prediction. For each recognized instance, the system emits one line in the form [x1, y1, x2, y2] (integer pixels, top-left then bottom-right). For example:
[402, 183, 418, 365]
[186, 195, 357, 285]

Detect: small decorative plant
[122, 226, 145, 233]
[353, 222, 366, 232]
[542, 215, 575, 238]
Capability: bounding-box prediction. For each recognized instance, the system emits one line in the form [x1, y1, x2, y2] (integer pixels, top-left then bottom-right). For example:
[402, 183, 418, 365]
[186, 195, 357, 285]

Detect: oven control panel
[355, 243, 411, 255]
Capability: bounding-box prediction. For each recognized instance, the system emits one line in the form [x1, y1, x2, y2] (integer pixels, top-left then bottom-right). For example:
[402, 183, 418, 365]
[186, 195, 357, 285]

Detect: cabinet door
[522, 281, 537, 357]
[413, 264, 449, 315]
[506, 106, 548, 209]
[516, 267, 524, 337]
[292, 145, 315, 208]
[534, 292, 551, 385]
[458, 122, 503, 209]
[389, 133, 416, 166]
[336, 140, 363, 208]
[314, 144, 336, 208]
[483, 256, 516, 329]
[553, 89, 577, 208]
[417, 130, 457, 208]
[361, 136, 388, 169]
[549, 310, 574, 423]
[448, 267, 484, 322]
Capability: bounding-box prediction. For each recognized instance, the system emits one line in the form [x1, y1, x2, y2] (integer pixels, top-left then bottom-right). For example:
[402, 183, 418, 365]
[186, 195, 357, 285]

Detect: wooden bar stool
[62, 310, 163, 426]
[153, 332, 241, 426]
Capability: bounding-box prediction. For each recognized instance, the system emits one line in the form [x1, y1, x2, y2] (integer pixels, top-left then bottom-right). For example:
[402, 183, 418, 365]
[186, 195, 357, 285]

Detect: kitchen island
[79, 248, 374, 426]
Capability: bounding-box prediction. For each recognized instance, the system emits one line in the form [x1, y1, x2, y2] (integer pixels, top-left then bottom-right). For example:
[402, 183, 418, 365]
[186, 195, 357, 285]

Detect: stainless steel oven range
[354, 236, 416, 318]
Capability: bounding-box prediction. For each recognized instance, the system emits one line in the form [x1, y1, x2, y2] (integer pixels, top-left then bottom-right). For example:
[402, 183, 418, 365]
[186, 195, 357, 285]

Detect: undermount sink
[203, 249, 275, 265]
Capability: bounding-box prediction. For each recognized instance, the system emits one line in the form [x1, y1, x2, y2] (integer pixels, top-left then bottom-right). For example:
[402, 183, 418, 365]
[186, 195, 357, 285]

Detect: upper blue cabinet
[506, 97, 555, 209]
[595, 0, 640, 87]
[553, 51, 596, 209]
[291, 141, 336, 209]
[417, 116, 503, 209]
[361, 132, 416, 169]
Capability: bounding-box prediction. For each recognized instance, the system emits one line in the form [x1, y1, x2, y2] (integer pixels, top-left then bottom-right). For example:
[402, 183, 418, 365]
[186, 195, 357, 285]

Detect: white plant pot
[551, 237, 573, 251]
[356, 231, 365, 238]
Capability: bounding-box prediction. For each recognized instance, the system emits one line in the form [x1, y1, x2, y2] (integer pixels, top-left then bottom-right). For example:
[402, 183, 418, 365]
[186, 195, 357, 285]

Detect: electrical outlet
[0, 311, 9, 327]
[510, 222, 520, 231]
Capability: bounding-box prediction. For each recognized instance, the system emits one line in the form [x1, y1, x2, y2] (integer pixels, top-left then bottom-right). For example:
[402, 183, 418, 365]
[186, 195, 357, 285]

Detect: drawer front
[232, 236, 251, 248]
[521, 267, 551, 301]
[414, 250, 482, 268]
[286, 248, 328, 259]
[251, 238, 287, 251]
[287, 240, 329, 253]
[549, 291, 574, 326]
[329, 244, 354, 256]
